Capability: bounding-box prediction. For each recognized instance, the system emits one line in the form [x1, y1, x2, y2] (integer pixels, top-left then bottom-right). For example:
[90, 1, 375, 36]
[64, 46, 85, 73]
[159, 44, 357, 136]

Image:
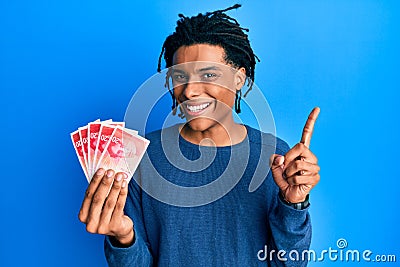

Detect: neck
[179, 116, 247, 147]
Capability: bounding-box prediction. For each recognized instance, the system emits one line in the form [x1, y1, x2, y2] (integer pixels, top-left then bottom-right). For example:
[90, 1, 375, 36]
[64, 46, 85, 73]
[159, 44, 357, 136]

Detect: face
[171, 44, 246, 132]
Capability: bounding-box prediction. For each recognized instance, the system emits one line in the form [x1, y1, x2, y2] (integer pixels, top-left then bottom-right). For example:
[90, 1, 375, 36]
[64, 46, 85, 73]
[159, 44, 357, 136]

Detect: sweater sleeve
[267, 139, 312, 266]
[104, 169, 153, 267]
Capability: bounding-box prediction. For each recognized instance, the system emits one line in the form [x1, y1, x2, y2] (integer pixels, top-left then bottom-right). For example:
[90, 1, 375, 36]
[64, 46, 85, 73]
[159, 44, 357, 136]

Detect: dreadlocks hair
[157, 4, 260, 115]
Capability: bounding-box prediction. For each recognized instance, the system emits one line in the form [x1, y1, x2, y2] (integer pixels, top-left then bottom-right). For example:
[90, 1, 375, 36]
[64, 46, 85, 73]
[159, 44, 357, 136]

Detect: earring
[171, 96, 177, 115]
[235, 90, 242, 114]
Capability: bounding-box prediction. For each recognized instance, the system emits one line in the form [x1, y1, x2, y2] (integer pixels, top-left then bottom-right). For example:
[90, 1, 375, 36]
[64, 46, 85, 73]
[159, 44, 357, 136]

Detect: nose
[180, 80, 203, 100]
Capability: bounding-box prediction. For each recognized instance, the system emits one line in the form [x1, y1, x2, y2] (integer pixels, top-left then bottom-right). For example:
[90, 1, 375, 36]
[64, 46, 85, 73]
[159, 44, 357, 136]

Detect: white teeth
[186, 103, 210, 112]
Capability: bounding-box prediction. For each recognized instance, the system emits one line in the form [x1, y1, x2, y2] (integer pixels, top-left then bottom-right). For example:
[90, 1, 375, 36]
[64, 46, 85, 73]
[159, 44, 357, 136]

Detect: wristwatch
[279, 193, 310, 210]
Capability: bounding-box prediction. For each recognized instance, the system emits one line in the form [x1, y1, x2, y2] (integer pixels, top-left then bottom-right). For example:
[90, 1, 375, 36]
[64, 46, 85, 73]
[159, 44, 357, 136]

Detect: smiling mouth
[185, 102, 211, 115]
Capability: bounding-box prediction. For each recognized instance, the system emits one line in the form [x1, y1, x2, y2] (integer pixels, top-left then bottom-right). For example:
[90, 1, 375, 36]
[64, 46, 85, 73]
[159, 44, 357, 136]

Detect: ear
[234, 67, 247, 91]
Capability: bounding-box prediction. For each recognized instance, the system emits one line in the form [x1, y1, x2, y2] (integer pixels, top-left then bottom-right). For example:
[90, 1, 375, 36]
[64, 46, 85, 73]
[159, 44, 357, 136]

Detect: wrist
[113, 229, 135, 247]
[279, 192, 310, 210]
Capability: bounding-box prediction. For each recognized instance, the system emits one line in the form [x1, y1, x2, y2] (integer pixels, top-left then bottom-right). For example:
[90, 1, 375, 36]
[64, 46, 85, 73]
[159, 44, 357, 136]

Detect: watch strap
[279, 193, 310, 210]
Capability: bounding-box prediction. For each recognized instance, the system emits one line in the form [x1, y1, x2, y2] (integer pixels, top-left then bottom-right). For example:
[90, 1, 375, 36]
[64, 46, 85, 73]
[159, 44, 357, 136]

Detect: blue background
[1, 0, 399, 266]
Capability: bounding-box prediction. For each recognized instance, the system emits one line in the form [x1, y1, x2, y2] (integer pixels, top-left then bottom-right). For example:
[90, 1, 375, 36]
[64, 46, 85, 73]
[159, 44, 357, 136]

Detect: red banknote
[87, 120, 128, 178]
[78, 126, 89, 176]
[71, 119, 148, 183]
[71, 130, 89, 181]
[96, 126, 148, 183]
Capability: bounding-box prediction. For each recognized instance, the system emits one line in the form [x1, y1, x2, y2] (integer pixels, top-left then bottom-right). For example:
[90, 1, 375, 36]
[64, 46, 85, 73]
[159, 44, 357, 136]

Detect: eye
[172, 74, 188, 83]
[202, 73, 218, 80]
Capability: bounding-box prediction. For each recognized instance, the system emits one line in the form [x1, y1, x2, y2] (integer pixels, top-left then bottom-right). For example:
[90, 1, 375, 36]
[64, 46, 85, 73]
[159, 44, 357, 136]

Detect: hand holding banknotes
[71, 119, 150, 246]
[78, 168, 135, 246]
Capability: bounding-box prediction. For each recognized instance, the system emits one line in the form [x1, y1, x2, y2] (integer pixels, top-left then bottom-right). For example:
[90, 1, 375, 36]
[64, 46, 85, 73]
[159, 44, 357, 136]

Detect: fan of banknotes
[70, 119, 150, 183]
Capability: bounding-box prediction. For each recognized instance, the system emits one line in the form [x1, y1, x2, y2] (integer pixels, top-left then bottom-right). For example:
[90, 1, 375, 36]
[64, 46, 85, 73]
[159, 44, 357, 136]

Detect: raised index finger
[300, 107, 320, 147]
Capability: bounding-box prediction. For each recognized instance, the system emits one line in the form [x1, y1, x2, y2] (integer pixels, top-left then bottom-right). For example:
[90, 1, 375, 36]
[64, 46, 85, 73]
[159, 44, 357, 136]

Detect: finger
[283, 143, 318, 169]
[86, 169, 115, 233]
[112, 178, 129, 218]
[79, 168, 106, 223]
[99, 173, 126, 230]
[286, 173, 320, 186]
[284, 159, 320, 178]
[270, 154, 289, 191]
[298, 147, 318, 164]
[109, 179, 133, 245]
[300, 107, 320, 148]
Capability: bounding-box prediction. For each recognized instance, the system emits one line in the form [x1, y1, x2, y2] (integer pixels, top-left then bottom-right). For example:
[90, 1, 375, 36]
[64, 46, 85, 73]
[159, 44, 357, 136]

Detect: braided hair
[157, 4, 259, 114]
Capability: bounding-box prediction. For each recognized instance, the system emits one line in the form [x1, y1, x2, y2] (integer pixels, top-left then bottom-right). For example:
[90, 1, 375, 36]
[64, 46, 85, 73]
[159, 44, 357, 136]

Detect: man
[79, 4, 320, 266]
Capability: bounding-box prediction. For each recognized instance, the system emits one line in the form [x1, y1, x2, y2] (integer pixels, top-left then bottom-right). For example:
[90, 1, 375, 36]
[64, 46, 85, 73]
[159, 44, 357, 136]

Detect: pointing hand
[270, 107, 321, 203]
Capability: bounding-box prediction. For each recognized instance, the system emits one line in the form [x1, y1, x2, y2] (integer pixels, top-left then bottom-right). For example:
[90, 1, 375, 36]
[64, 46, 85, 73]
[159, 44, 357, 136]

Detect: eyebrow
[197, 66, 222, 72]
[171, 65, 222, 74]
[171, 69, 186, 74]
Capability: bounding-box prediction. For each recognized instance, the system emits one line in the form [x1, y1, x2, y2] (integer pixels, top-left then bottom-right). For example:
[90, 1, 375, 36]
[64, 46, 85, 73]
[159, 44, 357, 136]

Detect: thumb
[270, 154, 288, 191]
